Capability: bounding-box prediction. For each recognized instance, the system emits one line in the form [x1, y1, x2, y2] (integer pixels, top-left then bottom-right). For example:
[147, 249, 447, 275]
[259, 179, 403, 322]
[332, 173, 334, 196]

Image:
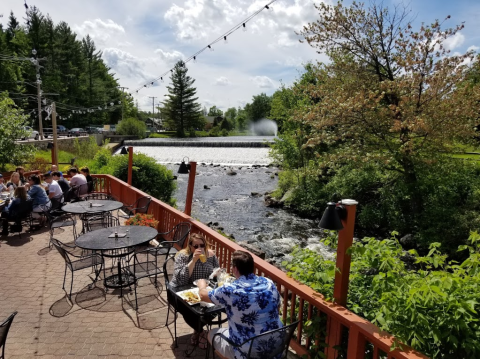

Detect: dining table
[74, 225, 158, 296]
[62, 199, 123, 233]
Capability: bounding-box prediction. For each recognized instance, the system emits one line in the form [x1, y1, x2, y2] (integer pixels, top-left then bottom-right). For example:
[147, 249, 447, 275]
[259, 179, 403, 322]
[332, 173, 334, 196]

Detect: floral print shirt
[208, 273, 283, 359]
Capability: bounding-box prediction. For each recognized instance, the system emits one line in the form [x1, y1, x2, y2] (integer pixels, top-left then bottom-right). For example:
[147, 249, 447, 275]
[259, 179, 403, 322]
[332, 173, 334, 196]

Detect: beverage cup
[199, 254, 207, 263]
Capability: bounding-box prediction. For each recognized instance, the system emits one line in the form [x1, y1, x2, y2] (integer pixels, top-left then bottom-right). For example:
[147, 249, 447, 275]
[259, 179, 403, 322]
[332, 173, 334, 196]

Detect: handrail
[92, 174, 429, 359]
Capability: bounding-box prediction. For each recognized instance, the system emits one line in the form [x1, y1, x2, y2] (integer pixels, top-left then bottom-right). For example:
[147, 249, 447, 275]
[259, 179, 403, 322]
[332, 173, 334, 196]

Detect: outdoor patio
[0, 222, 211, 359]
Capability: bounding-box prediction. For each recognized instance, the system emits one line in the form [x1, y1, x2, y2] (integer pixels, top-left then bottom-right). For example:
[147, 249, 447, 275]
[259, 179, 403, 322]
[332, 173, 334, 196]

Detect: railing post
[184, 161, 196, 216]
[127, 146, 133, 185]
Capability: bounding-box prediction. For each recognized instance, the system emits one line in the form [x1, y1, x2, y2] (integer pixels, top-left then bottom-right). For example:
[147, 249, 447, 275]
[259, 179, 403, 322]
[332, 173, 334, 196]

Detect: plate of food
[176, 287, 212, 305]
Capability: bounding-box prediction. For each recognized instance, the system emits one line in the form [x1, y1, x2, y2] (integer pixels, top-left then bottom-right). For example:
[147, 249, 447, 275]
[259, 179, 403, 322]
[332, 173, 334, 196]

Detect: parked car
[85, 126, 102, 134]
[43, 126, 69, 138]
[69, 128, 87, 137]
[21, 126, 39, 140]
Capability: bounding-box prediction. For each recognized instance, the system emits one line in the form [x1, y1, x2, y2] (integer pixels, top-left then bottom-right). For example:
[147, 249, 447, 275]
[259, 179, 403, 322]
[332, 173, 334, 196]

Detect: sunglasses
[192, 244, 205, 249]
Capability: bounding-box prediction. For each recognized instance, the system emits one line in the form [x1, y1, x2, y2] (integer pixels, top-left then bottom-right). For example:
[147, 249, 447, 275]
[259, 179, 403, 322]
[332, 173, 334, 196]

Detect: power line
[133, 0, 277, 93]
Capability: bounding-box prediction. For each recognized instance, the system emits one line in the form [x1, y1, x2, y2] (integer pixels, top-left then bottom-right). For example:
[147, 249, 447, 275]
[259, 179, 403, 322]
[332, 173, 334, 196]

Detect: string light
[133, 0, 276, 93]
[224, 36, 228, 44]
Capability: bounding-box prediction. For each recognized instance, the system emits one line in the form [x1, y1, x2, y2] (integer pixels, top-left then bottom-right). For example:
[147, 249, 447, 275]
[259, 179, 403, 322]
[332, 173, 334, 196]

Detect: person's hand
[192, 248, 204, 262]
[196, 279, 208, 289]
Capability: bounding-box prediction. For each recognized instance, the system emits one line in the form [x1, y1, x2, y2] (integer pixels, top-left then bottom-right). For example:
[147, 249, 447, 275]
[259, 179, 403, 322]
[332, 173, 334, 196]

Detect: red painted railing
[93, 174, 429, 359]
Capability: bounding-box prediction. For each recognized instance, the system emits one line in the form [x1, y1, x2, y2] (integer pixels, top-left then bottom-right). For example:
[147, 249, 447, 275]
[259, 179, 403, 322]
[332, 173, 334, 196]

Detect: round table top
[75, 226, 158, 250]
[62, 200, 123, 214]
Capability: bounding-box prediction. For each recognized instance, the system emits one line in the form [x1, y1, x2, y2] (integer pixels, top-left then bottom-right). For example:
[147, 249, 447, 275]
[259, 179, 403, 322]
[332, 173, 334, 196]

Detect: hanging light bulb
[98, 106, 101, 110]
[265, 5, 270, 10]
[118, 101, 121, 105]
[161, 77, 164, 83]
[104, 106, 107, 109]
[151, 81, 154, 85]
[243, 23, 247, 32]
[144, 84, 147, 87]
[110, 102, 114, 106]
[208, 45, 214, 51]
[224, 36, 228, 44]
[193, 56, 197, 63]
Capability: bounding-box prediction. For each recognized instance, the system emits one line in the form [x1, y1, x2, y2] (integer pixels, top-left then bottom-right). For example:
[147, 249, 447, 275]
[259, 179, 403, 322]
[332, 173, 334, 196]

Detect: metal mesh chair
[125, 246, 170, 310]
[50, 238, 103, 299]
[157, 222, 191, 258]
[84, 212, 119, 232]
[163, 256, 179, 347]
[119, 196, 151, 219]
[0, 311, 17, 359]
[212, 320, 299, 359]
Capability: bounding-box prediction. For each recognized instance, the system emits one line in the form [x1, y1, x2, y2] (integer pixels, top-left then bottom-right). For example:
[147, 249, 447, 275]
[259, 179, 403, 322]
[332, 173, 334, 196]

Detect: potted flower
[125, 213, 159, 228]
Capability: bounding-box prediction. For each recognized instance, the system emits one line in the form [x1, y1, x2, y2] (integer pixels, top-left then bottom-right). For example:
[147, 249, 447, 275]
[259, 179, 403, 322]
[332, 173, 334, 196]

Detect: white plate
[176, 287, 212, 305]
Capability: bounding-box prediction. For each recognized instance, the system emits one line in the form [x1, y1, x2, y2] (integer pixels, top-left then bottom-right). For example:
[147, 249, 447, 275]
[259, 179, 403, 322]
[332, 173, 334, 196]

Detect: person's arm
[197, 279, 213, 303]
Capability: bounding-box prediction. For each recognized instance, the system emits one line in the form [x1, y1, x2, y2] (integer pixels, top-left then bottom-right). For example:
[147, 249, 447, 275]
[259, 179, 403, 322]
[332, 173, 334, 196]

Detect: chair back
[50, 194, 64, 211]
[85, 212, 119, 232]
[77, 183, 89, 197]
[163, 256, 178, 308]
[9, 199, 33, 219]
[0, 311, 18, 357]
[64, 186, 78, 202]
[87, 181, 94, 193]
[133, 196, 151, 214]
[245, 320, 299, 359]
[50, 238, 73, 268]
[173, 222, 191, 248]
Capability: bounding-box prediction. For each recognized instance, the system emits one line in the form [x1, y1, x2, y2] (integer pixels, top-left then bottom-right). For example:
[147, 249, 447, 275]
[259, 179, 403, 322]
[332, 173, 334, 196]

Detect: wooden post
[127, 146, 133, 185]
[184, 161, 196, 216]
[326, 199, 358, 359]
[51, 102, 58, 166]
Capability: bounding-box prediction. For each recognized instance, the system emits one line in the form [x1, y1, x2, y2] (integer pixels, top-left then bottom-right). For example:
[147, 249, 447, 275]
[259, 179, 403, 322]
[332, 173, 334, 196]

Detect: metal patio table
[62, 199, 123, 233]
[74, 225, 157, 296]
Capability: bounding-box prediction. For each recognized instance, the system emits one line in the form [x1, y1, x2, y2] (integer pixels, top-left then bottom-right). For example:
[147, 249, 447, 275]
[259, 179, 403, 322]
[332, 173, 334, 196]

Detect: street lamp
[177, 157, 197, 216]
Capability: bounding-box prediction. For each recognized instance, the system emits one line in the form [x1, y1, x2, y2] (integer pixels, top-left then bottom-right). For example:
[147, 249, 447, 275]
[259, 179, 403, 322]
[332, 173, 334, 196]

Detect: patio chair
[3, 199, 33, 235]
[77, 182, 90, 200]
[50, 238, 104, 299]
[84, 212, 119, 232]
[211, 320, 299, 359]
[156, 222, 191, 258]
[125, 246, 170, 310]
[0, 311, 18, 359]
[163, 256, 179, 347]
[119, 196, 151, 219]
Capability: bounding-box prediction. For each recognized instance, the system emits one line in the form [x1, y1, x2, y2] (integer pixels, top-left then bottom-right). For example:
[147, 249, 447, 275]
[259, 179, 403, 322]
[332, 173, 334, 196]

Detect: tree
[116, 117, 146, 138]
[0, 94, 35, 170]
[207, 105, 223, 117]
[298, 0, 480, 215]
[245, 93, 272, 122]
[162, 61, 203, 137]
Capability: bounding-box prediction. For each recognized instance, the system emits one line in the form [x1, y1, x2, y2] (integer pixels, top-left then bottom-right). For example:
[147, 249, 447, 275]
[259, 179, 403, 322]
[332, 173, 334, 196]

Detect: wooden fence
[93, 174, 429, 359]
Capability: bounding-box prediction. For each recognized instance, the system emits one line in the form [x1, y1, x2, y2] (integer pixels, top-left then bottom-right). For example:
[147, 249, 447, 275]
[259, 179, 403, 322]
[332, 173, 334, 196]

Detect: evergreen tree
[163, 61, 202, 137]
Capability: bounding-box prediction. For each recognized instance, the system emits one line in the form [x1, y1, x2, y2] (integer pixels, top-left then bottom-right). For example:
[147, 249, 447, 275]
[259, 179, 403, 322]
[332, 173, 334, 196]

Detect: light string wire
[133, 0, 277, 93]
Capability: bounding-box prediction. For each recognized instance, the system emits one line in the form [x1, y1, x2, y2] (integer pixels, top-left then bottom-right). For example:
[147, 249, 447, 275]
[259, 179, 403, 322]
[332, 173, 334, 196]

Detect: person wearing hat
[0, 175, 8, 192]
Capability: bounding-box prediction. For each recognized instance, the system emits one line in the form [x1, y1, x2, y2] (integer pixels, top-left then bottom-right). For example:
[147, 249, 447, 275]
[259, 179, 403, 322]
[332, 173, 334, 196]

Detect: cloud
[251, 75, 275, 88]
[443, 32, 465, 51]
[154, 49, 185, 65]
[215, 76, 230, 86]
[102, 48, 152, 81]
[74, 19, 126, 47]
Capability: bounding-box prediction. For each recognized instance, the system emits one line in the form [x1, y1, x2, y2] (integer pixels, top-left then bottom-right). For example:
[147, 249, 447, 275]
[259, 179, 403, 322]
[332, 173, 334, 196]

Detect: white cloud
[215, 76, 230, 86]
[74, 19, 126, 47]
[443, 32, 465, 51]
[102, 48, 152, 81]
[154, 49, 185, 65]
[251, 76, 275, 88]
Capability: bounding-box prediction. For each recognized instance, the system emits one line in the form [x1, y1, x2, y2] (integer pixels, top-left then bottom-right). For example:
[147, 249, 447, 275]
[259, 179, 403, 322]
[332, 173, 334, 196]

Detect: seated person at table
[50, 165, 63, 177]
[52, 171, 70, 193]
[0, 174, 8, 192]
[26, 174, 51, 222]
[16, 166, 27, 185]
[80, 166, 94, 192]
[68, 167, 87, 187]
[171, 233, 219, 347]
[43, 173, 64, 203]
[198, 250, 283, 359]
[6, 172, 21, 191]
[1, 186, 30, 235]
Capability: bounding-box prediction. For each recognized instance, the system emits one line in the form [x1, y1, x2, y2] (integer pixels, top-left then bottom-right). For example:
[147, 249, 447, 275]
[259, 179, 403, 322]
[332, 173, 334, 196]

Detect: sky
[2, 0, 479, 112]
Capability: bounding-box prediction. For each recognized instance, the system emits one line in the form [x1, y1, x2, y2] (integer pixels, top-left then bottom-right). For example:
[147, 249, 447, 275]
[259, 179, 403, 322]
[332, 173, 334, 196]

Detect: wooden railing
[93, 174, 429, 359]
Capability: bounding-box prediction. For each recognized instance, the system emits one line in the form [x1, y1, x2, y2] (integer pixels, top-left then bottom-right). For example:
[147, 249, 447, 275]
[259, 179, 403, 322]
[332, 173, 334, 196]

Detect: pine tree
[163, 61, 202, 137]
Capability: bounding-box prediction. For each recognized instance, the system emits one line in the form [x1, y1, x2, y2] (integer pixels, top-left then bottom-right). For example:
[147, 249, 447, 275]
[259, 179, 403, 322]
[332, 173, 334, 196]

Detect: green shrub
[284, 233, 480, 358]
[116, 117, 146, 138]
[93, 152, 176, 206]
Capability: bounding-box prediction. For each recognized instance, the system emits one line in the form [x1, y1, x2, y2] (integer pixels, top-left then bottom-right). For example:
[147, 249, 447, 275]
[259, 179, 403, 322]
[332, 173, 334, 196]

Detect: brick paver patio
[0, 221, 213, 358]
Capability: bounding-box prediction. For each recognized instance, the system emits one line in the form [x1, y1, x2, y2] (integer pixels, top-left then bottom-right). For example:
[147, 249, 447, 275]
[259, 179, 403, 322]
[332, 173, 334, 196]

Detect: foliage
[284, 232, 480, 358]
[207, 105, 223, 117]
[162, 61, 203, 137]
[92, 152, 176, 206]
[72, 136, 106, 160]
[116, 117, 146, 138]
[244, 93, 272, 122]
[125, 213, 159, 228]
[0, 94, 35, 170]
[0, 8, 131, 128]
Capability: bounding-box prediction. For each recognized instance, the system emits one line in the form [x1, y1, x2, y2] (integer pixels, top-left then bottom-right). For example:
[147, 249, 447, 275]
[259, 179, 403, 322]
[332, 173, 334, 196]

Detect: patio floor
[0, 220, 216, 358]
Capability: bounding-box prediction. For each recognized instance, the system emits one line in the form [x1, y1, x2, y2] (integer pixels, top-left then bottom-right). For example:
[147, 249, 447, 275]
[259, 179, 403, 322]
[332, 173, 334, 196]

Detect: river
[123, 137, 333, 263]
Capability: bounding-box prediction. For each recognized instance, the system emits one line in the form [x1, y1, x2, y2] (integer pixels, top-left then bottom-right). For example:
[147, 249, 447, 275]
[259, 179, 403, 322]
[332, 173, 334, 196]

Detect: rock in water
[239, 243, 266, 259]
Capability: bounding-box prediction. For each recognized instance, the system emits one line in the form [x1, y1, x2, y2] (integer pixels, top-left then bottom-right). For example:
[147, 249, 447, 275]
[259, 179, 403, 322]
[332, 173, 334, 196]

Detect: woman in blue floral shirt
[198, 250, 283, 359]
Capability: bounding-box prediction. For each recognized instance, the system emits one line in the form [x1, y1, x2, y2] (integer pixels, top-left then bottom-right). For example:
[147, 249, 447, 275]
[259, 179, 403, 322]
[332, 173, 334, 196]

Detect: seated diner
[1, 186, 30, 235]
[68, 167, 87, 187]
[26, 174, 51, 222]
[6, 172, 22, 191]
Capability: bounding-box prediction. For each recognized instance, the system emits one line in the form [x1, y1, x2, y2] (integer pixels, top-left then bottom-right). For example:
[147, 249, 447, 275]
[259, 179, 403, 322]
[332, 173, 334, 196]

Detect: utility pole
[31, 49, 46, 140]
[149, 96, 157, 118]
[118, 86, 129, 121]
[51, 102, 58, 166]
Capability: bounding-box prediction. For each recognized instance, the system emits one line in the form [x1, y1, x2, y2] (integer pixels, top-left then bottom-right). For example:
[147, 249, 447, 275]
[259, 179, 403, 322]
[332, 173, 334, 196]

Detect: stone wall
[32, 136, 91, 152]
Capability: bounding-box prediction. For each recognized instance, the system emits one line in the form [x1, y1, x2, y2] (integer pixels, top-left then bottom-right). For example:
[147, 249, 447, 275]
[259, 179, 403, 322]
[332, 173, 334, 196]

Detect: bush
[93, 152, 176, 206]
[284, 233, 480, 358]
[116, 117, 146, 138]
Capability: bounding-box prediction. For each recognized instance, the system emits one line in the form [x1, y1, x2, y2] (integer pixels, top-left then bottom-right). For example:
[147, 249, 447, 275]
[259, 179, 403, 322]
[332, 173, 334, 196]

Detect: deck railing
[93, 174, 429, 359]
